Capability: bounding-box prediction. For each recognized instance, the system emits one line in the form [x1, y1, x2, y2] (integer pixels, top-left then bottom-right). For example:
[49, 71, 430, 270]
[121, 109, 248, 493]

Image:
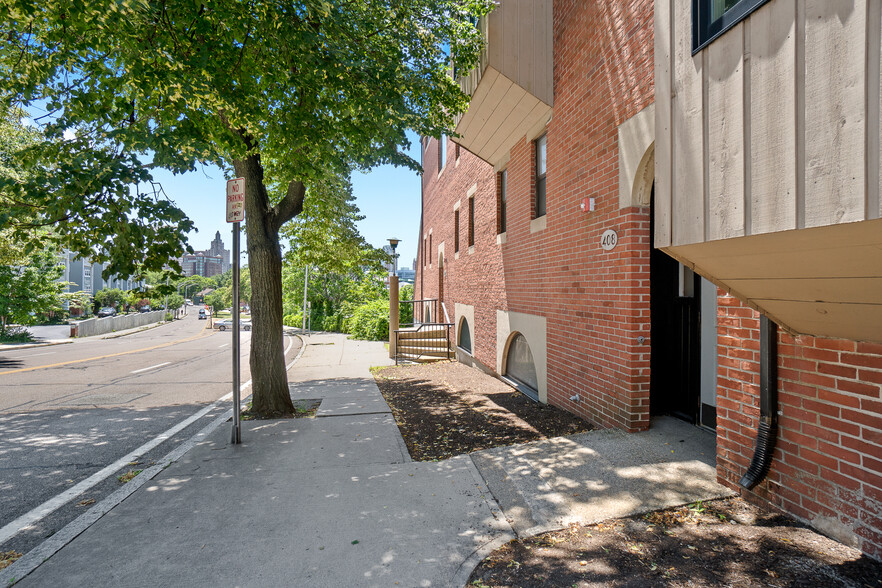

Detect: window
[455, 143, 461, 161]
[454, 210, 460, 253]
[438, 135, 447, 172]
[505, 333, 538, 401]
[535, 134, 547, 218]
[429, 233, 432, 264]
[458, 318, 472, 354]
[468, 197, 475, 248]
[498, 170, 507, 234]
[693, 0, 770, 53]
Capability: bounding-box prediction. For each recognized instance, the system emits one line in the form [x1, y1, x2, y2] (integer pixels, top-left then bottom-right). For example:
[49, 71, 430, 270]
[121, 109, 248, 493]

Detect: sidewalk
[6, 333, 730, 587]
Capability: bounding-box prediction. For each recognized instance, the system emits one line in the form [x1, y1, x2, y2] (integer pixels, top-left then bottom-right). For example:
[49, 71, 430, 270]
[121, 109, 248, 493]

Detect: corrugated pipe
[739, 314, 778, 490]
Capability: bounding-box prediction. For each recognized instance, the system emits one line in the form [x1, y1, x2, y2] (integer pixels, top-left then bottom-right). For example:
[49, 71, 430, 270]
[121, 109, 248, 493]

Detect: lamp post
[388, 238, 400, 277]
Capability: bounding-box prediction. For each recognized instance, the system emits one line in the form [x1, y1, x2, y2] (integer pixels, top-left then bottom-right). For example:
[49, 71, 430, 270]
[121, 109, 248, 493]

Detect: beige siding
[490, 0, 553, 107]
[655, 0, 882, 342]
[706, 23, 745, 240]
[804, 0, 866, 228]
[656, 0, 876, 245]
[672, 0, 705, 246]
[654, 0, 672, 247]
[750, 0, 797, 234]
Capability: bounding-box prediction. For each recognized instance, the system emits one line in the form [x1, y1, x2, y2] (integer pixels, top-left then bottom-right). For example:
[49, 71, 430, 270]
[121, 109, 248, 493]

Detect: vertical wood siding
[656, 0, 880, 246]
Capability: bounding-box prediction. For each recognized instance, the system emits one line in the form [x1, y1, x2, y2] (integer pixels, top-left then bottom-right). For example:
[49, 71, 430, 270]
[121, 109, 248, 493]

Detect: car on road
[139, 305, 152, 313]
[213, 318, 251, 331]
[198, 309, 207, 319]
[97, 307, 117, 317]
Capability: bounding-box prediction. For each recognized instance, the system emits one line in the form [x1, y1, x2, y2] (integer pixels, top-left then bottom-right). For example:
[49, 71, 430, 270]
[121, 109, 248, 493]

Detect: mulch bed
[372, 360, 593, 461]
[371, 360, 882, 588]
[468, 496, 882, 588]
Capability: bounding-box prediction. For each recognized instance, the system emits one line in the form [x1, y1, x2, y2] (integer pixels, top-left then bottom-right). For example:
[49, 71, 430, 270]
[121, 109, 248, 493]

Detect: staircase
[394, 324, 453, 364]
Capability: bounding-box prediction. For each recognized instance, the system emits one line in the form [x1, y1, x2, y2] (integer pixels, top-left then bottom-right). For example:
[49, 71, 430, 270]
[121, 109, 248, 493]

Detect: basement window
[458, 318, 472, 354]
[693, 0, 770, 53]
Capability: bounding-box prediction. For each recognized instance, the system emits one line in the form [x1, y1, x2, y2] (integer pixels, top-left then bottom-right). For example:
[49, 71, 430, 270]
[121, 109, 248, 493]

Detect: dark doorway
[650, 189, 701, 424]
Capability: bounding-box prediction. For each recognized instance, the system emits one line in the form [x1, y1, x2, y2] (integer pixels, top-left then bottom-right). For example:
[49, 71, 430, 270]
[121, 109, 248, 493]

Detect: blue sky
[146, 134, 423, 271]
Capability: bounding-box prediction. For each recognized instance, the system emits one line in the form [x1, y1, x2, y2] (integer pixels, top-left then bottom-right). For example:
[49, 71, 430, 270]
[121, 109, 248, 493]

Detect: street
[0, 312, 301, 557]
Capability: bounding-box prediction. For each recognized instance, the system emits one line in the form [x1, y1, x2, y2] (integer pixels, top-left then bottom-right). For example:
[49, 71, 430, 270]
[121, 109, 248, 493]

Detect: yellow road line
[0, 322, 215, 377]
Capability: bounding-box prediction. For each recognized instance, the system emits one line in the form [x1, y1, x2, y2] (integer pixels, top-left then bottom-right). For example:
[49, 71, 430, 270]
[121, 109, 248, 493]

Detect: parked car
[139, 305, 151, 313]
[198, 309, 207, 320]
[97, 307, 116, 317]
[213, 319, 251, 331]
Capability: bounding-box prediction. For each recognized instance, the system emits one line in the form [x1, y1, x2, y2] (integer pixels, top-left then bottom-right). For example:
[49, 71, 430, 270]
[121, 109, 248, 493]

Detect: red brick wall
[415, 0, 655, 431]
[717, 293, 882, 558]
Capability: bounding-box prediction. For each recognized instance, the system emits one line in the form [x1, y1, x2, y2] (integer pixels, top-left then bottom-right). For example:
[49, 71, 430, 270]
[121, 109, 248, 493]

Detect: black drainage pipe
[740, 314, 778, 490]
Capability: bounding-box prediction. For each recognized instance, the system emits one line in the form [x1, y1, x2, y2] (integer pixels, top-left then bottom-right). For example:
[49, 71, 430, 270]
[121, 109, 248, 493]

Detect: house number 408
[600, 229, 618, 251]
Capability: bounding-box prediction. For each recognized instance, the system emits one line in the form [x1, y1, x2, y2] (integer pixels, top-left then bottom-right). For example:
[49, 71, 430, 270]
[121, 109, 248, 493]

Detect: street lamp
[388, 238, 400, 278]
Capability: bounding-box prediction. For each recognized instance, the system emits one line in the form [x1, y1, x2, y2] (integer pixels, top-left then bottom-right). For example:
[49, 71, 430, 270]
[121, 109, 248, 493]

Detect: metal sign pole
[226, 176, 245, 445]
[231, 222, 241, 444]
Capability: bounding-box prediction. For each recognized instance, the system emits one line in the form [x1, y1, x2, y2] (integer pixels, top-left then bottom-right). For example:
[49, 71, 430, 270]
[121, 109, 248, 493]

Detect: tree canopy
[1, 0, 491, 415]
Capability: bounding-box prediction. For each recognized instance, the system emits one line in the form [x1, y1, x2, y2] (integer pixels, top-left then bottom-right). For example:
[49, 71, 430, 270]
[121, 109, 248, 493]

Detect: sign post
[227, 177, 245, 444]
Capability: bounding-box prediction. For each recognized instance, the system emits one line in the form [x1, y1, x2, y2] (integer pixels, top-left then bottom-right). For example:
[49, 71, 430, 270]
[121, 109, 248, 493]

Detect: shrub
[0, 326, 34, 343]
[348, 299, 389, 341]
[283, 313, 303, 327]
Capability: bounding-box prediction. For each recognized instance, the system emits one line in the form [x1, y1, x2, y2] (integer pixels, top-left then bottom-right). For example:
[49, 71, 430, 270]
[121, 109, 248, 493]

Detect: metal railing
[394, 298, 452, 365]
[400, 298, 438, 327]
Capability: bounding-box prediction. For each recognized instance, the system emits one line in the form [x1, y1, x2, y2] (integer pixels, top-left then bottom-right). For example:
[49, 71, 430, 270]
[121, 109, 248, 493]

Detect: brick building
[414, 0, 882, 559]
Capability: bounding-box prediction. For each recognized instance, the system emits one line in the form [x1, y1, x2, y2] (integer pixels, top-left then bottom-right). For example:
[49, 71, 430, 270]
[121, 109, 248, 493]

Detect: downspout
[739, 314, 778, 490]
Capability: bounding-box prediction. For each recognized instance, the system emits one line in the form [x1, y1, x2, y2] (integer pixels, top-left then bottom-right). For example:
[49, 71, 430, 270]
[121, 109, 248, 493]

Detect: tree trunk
[234, 154, 295, 416]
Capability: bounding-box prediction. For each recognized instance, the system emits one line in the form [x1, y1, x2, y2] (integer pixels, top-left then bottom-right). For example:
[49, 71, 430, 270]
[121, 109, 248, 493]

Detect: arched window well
[458, 318, 472, 354]
[505, 333, 539, 401]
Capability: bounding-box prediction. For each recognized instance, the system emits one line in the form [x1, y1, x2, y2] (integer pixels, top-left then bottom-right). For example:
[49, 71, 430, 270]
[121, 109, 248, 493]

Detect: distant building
[181, 253, 224, 278]
[207, 231, 231, 273]
[61, 251, 144, 295]
[179, 231, 231, 277]
[396, 267, 415, 284]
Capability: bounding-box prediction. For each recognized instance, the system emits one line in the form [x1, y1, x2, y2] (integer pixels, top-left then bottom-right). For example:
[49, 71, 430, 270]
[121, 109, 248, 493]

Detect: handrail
[393, 321, 453, 365]
[441, 301, 451, 324]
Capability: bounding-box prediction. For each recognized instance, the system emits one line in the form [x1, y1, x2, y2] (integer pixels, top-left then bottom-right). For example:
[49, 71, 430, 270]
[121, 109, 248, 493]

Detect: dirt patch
[469, 496, 882, 587]
[241, 398, 322, 420]
[372, 361, 593, 461]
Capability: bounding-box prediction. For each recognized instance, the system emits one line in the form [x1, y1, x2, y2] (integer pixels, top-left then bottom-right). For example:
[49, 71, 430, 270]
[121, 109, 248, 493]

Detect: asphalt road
[0, 313, 302, 557]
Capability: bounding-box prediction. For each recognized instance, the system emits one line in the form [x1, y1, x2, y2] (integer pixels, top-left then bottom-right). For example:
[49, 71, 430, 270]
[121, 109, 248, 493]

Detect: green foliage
[0, 247, 65, 333]
[61, 290, 93, 317]
[348, 299, 390, 341]
[2, 0, 491, 408]
[0, 325, 33, 343]
[94, 288, 126, 309]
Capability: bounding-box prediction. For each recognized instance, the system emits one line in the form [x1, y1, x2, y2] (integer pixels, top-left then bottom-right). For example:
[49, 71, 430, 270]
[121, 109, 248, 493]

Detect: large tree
[1, 0, 490, 415]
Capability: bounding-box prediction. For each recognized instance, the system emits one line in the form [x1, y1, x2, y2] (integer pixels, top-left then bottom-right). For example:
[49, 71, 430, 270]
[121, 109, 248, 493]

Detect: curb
[0, 340, 73, 351]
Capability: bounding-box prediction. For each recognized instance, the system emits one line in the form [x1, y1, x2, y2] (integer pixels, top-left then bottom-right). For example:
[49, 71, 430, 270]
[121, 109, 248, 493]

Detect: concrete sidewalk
[6, 333, 731, 587]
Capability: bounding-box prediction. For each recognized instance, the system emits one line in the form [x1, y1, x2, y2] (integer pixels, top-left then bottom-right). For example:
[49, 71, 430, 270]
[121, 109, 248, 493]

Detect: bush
[348, 299, 390, 341]
[0, 326, 35, 343]
[283, 313, 303, 327]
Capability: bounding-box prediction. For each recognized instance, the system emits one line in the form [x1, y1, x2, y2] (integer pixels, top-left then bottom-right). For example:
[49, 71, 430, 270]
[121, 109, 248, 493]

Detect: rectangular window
[455, 143, 461, 161]
[498, 170, 507, 234]
[429, 233, 432, 264]
[468, 197, 475, 247]
[454, 210, 460, 253]
[438, 135, 447, 173]
[535, 134, 547, 218]
[693, 0, 770, 53]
